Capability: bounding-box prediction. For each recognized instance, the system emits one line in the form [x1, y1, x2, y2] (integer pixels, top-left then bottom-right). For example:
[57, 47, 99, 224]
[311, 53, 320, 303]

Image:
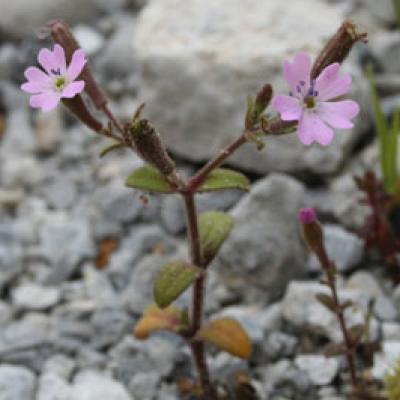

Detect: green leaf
[99, 142, 125, 157]
[315, 293, 336, 312]
[125, 166, 173, 193]
[154, 261, 200, 308]
[367, 65, 390, 191]
[199, 211, 234, 264]
[197, 168, 250, 193]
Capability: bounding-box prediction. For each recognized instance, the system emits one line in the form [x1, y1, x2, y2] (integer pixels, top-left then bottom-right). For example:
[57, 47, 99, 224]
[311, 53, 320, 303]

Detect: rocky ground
[1, 0, 400, 399]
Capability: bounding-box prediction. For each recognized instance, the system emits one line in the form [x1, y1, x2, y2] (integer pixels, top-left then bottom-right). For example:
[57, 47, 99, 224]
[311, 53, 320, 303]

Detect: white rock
[369, 31, 400, 73]
[73, 25, 104, 55]
[43, 354, 76, 380]
[308, 224, 363, 272]
[0, 301, 12, 326]
[382, 322, 400, 341]
[347, 271, 382, 299]
[12, 283, 61, 310]
[0, 365, 36, 400]
[295, 355, 340, 386]
[130, 372, 160, 400]
[134, 0, 368, 175]
[39, 212, 95, 284]
[37, 373, 74, 400]
[0, 0, 122, 38]
[282, 281, 368, 342]
[72, 370, 132, 400]
[372, 341, 400, 379]
[215, 174, 306, 303]
[360, 0, 396, 25]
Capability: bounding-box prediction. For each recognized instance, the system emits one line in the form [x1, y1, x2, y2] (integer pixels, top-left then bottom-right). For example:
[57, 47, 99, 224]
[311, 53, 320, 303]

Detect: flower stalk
[299, 208, 360, 395]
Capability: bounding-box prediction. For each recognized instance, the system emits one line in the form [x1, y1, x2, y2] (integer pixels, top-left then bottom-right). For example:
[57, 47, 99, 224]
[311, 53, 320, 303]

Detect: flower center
[304, 95, 316, 109]
[54, 76, 66, 91]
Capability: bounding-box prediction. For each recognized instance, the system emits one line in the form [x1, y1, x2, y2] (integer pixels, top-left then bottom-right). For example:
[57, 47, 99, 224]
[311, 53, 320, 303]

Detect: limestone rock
[134, 0, 368, 175]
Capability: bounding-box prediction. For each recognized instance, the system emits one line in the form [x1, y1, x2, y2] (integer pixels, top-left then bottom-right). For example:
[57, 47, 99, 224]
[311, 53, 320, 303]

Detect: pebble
[73, 25, 104, 55]
[12, 283, 61, 310]
[0, 365, 36, 400]
[372, 341, 400, 379]
[294, 355, 340, 386]
[308, 224, 363, 273]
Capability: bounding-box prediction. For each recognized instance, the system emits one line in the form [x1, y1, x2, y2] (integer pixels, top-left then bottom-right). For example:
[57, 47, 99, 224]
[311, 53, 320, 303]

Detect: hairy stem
[182, 131, 251, 399]
[182, 191, 216, 399]
[318, 248, 359, 391]
[188, 132, 248, 191]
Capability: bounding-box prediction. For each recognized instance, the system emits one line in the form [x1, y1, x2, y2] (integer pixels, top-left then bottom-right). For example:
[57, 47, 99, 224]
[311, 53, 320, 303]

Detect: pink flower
[21, 44, 86, 112]
[271, 52, 360, 146]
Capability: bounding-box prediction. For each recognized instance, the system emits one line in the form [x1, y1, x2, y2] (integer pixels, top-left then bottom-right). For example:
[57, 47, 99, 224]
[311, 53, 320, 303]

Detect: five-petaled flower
[21, 44, 86, 112]
[271, 52, 360, 146]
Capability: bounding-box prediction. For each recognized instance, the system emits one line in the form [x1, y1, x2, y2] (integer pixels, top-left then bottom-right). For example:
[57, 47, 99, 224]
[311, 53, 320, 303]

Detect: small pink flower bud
[298, 207, 317, 224]
[255, 84, 273, 114]
[298, 207, 325, 258]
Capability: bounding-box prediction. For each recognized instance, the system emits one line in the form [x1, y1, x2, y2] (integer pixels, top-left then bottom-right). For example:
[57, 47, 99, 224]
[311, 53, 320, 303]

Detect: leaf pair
[134, 308, 251, 359]
[125, 166, 250, 193]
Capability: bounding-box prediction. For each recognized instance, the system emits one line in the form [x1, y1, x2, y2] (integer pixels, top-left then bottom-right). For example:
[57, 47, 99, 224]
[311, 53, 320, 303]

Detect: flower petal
[38, 48, 57, 74]
[298, 112, 334, 146]
[315, 63, 352, 101]
[21, 82, 44, 94]
[283, 52, 312, 93]
[29, 92, 61, 112]
[318, 100, 360, 129]
[53, 44, 67, 75]
[67, 49, 87, 81]
[24, 66, 50, 84]
[62, 81, 85, 98]
[271, 94, 302, 121]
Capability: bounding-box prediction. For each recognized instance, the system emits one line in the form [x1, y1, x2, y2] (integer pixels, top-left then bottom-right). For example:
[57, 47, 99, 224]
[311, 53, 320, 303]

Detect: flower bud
[311, 20, 367, 79]
[265, 118, 297, 135]
[130, 119, 176, 176]
[45, 20, 107, 110]
[255, 84, 273, 114]
[298, 207, 325, 256]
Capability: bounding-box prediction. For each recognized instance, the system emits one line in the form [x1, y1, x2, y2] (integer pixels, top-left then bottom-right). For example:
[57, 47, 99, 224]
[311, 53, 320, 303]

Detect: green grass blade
[389, 108, 400, 192]
[366, 65, 390, 190]
[393, 0, 400, 29]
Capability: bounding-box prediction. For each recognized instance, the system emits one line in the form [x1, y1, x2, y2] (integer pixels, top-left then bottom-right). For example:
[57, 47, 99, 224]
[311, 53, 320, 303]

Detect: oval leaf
[198, 317, 251, 359]
[197, 168, 250, 193]
[154, 261, 200, 308]
[315, 293, 336, 312]
[125, 166, 173, 193]
[199, 211, 234, 265]
[133, 304, 187, 340]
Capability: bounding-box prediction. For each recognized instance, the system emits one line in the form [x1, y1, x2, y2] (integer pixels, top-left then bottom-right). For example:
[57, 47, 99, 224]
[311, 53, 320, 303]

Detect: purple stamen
[300, 80, 305, 86]
[51, 68, 61, 76]
[296, 85, 302, 94]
